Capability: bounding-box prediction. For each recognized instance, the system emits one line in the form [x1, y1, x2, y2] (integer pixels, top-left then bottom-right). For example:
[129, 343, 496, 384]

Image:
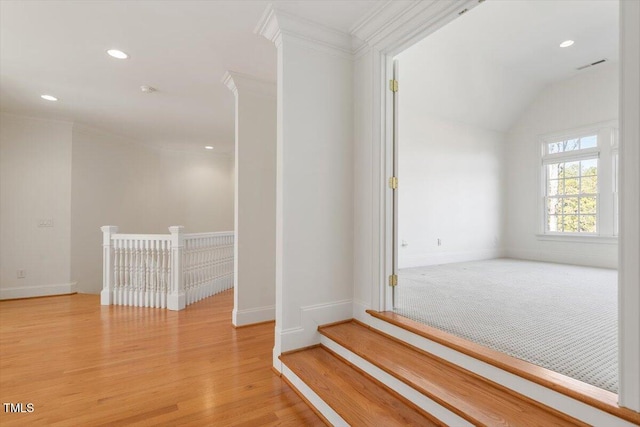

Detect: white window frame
[538, 121, 618, 241]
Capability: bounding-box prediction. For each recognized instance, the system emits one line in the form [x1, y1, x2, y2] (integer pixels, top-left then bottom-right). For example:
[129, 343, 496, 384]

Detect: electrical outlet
[17, 270, 26, 279]
[38, 219, 54, 227]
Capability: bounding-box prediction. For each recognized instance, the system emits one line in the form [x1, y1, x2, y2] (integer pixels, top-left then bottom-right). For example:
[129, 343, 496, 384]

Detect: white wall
[397, 113, 505, 268]
[257, 7, 355, 368]
[0, 114, 233, 299]
[0, 114, 74, 298]
[505, 63, 619, 268]
[223, 72, 277, 327]
[71, 125, 234, 294]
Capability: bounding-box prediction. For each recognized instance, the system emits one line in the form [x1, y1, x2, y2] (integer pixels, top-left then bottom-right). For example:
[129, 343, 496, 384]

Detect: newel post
[100, 225, 119, 305]
[168, 226, 186, 311]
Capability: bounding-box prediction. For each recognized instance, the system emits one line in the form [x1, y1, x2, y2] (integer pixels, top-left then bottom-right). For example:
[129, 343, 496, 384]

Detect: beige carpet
[395, 258, 618, 393]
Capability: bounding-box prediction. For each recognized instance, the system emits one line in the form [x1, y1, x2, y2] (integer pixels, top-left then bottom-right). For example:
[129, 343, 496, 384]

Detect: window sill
[536, 234, 618, 244]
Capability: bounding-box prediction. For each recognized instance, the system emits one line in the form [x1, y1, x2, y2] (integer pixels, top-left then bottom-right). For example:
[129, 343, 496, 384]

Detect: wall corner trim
[221, 71, 276, 98]
[254, 4, 353, 57]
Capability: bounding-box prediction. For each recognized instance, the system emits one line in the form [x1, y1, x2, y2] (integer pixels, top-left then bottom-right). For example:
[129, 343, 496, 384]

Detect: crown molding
[351, 0, 479, 56]
[221, 71, 276, 98]
[255, 4, 353, 58]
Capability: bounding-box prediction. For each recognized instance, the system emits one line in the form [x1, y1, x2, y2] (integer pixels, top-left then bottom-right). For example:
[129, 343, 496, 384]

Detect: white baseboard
[279, 299, 352, 352]
[232, 305, 275, 326]
[505, 248, 617, 269]
[0, 282, 77, 300]
[398, 248, 505, 269]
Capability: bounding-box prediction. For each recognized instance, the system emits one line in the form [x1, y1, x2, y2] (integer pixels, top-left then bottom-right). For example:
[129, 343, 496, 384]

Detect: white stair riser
[366, 315, 637, 427]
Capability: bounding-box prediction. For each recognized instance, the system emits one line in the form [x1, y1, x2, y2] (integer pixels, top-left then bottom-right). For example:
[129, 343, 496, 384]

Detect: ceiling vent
[576, 59, 608, 71]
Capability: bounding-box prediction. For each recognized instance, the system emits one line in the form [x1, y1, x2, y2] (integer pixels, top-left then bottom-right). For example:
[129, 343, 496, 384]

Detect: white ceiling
[397, 0, 619, 133]
[0, 0, 382, 153]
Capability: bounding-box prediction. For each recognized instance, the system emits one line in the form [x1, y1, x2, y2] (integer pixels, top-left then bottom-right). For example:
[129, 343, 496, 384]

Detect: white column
[222, 71, 277, 327]
[619, 0, 640, 411]
[100, 225, 118, 305]
[167, 225, 185, 311]
[256, 6, 355, 370]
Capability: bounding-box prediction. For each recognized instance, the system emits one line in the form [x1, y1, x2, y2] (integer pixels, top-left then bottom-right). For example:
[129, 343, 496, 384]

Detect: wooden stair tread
[280, 346, 439, 427]
[320, 321, 586, 427]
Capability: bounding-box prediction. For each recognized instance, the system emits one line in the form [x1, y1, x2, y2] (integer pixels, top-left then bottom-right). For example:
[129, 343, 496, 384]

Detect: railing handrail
[112, 233, 172, 241]
[184, 231, 234, 239]
[101, 225, 234, 311]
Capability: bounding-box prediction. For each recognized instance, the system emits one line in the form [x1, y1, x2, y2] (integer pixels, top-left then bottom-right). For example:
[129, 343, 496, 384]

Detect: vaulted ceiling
[397, 0, 619, 133]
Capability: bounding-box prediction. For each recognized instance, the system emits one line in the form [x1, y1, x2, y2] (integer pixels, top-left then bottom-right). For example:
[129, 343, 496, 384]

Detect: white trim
[539, 125, 618, 237]
[321, 335, 473, 426]
[280, 363, 348, 426]
[232, 305, 275, 327]
[539, 119, 619, 145]
[254, 4, 353, 59]
[351, 0, 479, 56]
[278, 299, 353, 352]
[618, 0, 640, 411]
[398, 248, 505, 269]
[535, 234, 618, 244]
[0, 282, 77, 300]
[505, 249, 616, 270]
[364, 314, 637, 427]
[374, 1, 482, 312]
[222, 71, 277, 98]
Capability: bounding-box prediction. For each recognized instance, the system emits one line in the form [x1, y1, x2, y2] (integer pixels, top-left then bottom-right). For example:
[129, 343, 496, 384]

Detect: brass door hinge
[389, 79, 398, 92]
[388, 176, 398, 190]
[388, 274, 398, 287]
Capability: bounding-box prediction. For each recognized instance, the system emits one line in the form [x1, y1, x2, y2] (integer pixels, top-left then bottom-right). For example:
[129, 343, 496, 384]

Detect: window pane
[579, 215, 597, 233]
[565, 178, 579, 194]
[547, 197, 561, 215]
[547, 214, 561, 232]
[547, 163, 560, 180]
[564, 139, 580, 151]
[564, 215, 579, 232]
[557, 162, 566, 179]
[581, 158, 598, 176]
[579, 197, 597, 214]
[580, 135, 598, 149]
[581, 175, 597, 194]
[564, 161, 580, 178]
[548, 179, 562, 196]
[548, 142, 560, 154]
[562, 198, 579, 215]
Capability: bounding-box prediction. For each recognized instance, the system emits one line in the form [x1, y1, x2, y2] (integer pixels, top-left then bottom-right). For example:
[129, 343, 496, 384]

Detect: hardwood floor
[281, 346, 441, 426]
[0, 291, 323, 426]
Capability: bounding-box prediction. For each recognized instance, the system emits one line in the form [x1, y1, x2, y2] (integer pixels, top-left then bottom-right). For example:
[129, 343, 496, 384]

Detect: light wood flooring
[0, 291, 323, 426]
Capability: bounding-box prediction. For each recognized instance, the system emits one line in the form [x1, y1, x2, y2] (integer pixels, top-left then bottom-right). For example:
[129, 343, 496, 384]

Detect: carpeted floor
[395, 258, 618, 393]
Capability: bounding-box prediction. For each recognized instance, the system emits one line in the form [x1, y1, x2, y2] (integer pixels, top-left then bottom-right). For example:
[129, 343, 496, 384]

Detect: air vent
[576, 58, 608, 71]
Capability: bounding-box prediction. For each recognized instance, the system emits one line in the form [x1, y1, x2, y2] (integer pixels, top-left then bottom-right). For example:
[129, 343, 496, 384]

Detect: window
[541, 124, 617, 237]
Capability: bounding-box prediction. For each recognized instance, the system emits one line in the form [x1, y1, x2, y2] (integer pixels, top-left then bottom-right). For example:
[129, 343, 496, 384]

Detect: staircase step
[320, 321, 587, 427]
[280, 346, 440, 426]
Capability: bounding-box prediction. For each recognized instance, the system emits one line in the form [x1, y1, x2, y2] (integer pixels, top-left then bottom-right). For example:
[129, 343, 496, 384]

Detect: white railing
[100, 226, 234, 310]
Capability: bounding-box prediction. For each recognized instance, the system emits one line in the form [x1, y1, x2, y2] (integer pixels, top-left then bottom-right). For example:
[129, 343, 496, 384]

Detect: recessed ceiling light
[41, 94, 58, 101]
[107, 49, 129, 59]
[560, 40, 574, 48]
[205, 146, 214, 150]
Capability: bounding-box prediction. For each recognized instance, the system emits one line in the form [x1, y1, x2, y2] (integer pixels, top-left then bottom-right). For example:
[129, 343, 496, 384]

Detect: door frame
[372, 0, 639, 410]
